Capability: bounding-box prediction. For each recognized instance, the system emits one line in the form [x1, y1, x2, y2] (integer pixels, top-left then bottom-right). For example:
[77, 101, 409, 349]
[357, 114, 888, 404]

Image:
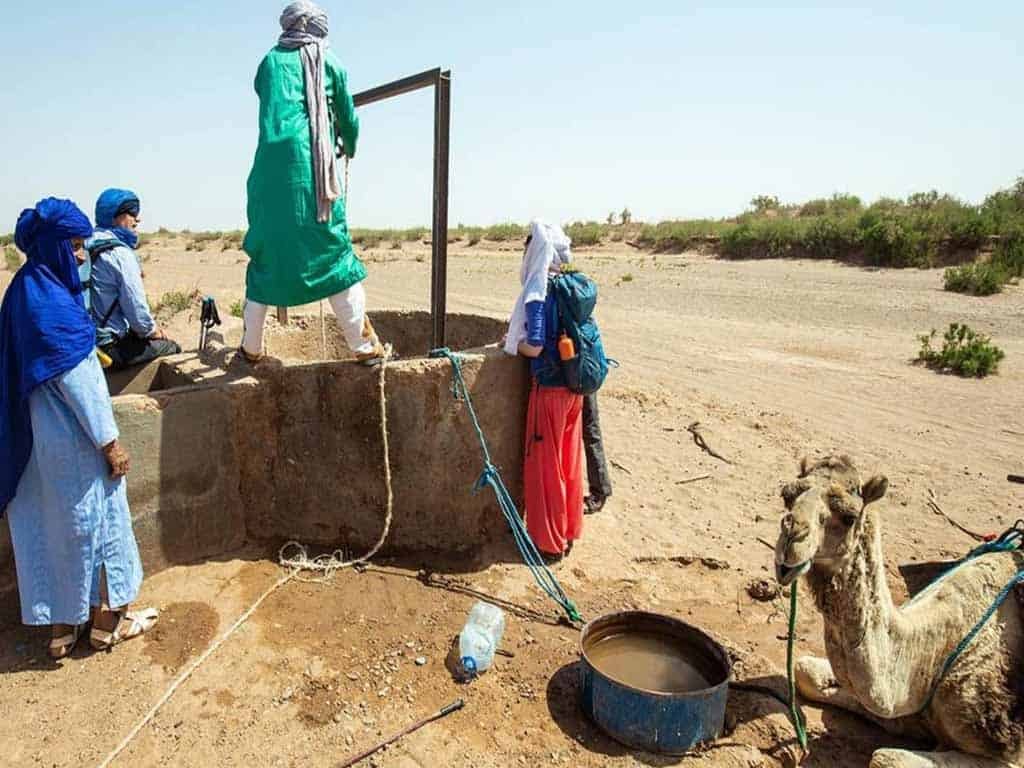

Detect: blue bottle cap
[461, 656, 478, 678]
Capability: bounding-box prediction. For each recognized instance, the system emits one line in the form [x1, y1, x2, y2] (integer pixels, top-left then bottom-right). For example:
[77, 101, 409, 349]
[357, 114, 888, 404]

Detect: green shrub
[750, 195, 780, 213]
[4, 245, 22, 271]
[993, 229, 1024, 278]
[857, 208, 934, 267]
[483, 223, 528, 242]
[619, 273, 634, 283]
[229, 299, 244, 318]
[636, 219, 728, 252]
[566, 221, 603, 247]
[944, 263, 1005, 296]
[154, 290, 195, 315]
[917, 323, 1004, 377]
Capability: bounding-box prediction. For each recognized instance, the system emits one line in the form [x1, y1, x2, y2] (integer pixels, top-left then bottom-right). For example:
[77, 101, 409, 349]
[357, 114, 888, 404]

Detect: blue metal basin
[579, 611, 731, 755]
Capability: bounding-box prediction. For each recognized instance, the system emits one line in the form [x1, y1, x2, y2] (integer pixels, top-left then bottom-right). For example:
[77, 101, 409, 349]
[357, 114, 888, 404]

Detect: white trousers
[241, 282, 373, 356]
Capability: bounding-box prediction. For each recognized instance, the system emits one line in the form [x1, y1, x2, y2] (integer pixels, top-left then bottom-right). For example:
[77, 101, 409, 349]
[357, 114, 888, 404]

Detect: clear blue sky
[1, 1, 1021, 232]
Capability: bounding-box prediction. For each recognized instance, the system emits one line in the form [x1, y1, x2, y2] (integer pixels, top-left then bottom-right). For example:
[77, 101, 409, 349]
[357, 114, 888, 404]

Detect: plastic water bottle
[458, 601, 506, 677]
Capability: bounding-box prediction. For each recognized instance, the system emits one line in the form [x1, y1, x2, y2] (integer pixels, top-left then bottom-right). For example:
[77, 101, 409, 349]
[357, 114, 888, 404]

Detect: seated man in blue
[86, 188, 180, 370]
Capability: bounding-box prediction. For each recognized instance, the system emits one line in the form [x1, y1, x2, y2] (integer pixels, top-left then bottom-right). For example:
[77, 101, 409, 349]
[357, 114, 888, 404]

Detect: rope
[916, 570, 1024, 714]
[319, 300, 327, 361]
[279, 344, 395, 580]
[910, 520, 1024, 714]
[785, 585, 809, 754]
[98, 346, 394, 767]
[428, 348, 582, 624]
[97, 570, 293, 768]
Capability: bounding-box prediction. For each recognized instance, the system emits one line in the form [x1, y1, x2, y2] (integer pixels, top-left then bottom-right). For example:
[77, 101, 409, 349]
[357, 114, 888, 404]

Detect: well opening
[263, 310, 507, 363]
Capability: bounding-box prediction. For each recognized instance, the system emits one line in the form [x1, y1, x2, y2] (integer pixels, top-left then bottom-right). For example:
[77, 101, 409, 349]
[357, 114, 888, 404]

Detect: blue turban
[0, 198, 96, 514]
[95, 188, 141, 248]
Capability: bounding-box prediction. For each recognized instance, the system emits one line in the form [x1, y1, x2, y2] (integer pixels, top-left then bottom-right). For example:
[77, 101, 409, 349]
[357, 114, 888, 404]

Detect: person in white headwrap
[241, 1, 384, 365]
[507, 221, 585, 560]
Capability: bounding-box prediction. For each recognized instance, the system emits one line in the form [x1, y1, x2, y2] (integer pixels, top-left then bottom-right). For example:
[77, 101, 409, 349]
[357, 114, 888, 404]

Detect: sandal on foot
[355, 341, 387, 367]
[238, 347, 265, 364]
[90, 608, 159, 652]
[49, 625, 84, 660]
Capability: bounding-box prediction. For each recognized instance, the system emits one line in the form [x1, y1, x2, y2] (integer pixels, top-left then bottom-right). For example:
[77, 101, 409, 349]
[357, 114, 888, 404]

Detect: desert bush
[0, 234, 14, 247]
[229, 299, 244, 318]
[5, 245, 22, 271]
[5, 245, 23, 270]
[566, 221, 603, 247]
[619, 273, 634, 283]
[750, 195, 780, 213]
[635, 219, 727, 252]
[917, 323, 1004, 377]
[154, 289, 195, 315]
[993, 228, 1024, 278]
[943, 263, 1005, 296]
[483, 223, 528, 242]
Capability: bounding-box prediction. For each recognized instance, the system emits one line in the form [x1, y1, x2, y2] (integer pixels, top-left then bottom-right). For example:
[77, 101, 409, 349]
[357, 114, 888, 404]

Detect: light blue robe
[6, 353, 143, 626]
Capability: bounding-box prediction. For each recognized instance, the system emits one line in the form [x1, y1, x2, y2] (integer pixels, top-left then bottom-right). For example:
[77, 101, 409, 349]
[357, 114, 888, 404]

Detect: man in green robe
[241, 1, 383, 364]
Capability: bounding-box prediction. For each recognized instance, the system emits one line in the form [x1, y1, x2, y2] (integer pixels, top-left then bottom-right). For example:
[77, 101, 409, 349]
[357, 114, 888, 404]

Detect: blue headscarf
[0, 198, 96, 514]
[95, 188, 140, 249]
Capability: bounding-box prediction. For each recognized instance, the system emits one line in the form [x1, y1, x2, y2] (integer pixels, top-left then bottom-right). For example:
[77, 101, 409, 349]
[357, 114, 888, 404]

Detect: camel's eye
[841, 513, 857, 527]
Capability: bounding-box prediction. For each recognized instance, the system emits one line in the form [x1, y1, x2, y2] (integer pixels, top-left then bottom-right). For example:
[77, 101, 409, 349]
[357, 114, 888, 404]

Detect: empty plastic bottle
[458, 601, 506, 677]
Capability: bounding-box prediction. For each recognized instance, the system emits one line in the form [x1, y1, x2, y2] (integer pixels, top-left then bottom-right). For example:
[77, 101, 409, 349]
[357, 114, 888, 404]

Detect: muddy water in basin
[587, 630, 711, 693]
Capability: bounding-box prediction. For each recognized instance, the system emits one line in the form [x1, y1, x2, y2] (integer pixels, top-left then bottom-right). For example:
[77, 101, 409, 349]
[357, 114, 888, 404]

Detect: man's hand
[149, 327, 166, 340]
[102, 440, 130, 478]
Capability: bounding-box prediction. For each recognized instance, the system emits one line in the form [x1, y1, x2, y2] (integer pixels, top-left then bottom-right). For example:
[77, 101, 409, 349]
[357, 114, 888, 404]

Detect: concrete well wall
[0, 313, 529, 608]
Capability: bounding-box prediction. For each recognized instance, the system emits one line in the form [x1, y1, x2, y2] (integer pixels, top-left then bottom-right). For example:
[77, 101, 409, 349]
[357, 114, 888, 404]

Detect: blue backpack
[546, 271, 611, 396]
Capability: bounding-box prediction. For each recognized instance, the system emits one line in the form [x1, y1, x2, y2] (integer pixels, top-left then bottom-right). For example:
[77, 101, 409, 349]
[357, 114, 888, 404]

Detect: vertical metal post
[430, 70, 452, 350]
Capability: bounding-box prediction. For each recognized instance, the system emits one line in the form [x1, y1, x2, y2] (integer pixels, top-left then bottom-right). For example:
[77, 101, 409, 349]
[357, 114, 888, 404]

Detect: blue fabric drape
[0, 198, 96, 513]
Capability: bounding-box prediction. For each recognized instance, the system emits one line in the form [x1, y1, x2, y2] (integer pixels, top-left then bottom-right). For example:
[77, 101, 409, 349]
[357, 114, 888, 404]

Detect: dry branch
[686, 422, 733, 465]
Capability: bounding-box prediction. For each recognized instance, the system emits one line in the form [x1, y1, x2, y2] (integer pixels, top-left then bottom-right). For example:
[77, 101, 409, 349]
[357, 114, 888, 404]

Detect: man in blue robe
[0, 198, 158, 658]
[86, 188, 180, 370]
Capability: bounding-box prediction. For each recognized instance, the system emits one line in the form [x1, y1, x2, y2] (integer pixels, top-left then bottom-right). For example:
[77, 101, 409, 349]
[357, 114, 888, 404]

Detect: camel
[773, 455, 1024, 768]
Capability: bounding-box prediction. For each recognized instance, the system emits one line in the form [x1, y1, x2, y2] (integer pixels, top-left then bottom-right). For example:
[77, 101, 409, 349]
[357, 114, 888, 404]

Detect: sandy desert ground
[0, 237, 1021, 768]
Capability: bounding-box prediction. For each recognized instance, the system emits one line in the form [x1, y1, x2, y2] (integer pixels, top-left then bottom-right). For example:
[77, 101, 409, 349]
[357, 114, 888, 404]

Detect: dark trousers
[582, 393, 612, 500]
[103, 332, 181, 371]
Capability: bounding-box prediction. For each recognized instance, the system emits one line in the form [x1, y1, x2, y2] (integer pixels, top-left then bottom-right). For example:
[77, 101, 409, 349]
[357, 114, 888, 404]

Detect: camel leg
[795, 657, 926, 739]
[796, 656, 878, 716]
[870, 749, 1016, 768]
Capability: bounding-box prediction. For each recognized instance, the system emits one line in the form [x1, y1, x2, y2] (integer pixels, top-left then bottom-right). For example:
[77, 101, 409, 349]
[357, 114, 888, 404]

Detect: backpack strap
[88, 243, 122, 332]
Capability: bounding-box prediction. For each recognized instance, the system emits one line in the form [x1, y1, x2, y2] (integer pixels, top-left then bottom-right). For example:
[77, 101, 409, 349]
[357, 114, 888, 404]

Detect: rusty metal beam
[349, 67, 452, 351]
[430, 71, 452, 350]
[353, 68, 443, 109]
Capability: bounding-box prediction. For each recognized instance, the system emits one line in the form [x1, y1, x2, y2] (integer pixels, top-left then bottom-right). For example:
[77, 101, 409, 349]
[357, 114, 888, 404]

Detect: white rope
[96, 570, 293, 768]
[97, 346, 394, 768]
[319, 299, 327, 360]
[279, 344, 395, 581]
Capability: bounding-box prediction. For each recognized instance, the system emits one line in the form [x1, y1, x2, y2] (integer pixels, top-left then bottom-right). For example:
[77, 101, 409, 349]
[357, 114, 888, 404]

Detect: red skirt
[524, 383, 584, 555]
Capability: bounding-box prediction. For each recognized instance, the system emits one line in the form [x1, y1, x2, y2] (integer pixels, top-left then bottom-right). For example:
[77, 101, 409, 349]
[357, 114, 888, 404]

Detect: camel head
[774, 455, 888, 586]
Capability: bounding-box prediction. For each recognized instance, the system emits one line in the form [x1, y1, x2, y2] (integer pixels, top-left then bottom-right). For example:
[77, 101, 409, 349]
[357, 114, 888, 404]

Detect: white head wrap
[278, 1, 341, 223]
[504, 220, 573, 355]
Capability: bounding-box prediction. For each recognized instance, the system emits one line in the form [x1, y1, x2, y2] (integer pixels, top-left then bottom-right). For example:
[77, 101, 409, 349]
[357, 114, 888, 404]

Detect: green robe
[243, 46, 366, 307]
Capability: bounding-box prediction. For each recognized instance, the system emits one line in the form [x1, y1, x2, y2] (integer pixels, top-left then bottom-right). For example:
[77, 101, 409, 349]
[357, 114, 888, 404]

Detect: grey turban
[279, 1, 340, 223]
[280, 1, 329, 38]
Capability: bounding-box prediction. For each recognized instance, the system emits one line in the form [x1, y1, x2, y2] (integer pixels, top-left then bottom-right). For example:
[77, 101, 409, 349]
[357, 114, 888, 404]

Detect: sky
[0, 1, 1021, 232]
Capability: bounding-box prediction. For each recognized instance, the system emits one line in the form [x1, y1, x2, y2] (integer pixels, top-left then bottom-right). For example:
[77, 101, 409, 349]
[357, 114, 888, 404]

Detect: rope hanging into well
[97, 347, 394, 768]
[429, 347, 582, 624]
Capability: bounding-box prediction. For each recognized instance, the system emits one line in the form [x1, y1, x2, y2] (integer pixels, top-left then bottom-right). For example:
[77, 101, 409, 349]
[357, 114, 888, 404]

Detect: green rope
[429, 348, 583, 625]
[911, 521, 1024, 714]
[786, 585, 809, 753]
